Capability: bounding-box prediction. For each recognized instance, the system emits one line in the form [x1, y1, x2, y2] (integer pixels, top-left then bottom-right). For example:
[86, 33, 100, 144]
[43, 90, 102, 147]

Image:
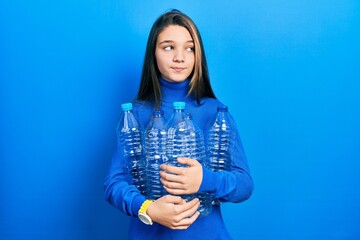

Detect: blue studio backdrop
[1, 1, 359, 239]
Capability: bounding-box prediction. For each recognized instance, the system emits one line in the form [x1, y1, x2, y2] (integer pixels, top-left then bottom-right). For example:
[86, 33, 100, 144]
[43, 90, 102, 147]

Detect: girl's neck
[159, 77, 192, 103]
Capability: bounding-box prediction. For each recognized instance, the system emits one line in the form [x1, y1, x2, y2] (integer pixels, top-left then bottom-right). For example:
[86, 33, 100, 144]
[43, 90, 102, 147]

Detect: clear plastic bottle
[144, 110, 167, 200]
[206, 105, 236, 172]
[184, 113, 212, 217]
[165, 102, 189, 168]
[166, 102, 212, 217]
[116, 103, 146, 196]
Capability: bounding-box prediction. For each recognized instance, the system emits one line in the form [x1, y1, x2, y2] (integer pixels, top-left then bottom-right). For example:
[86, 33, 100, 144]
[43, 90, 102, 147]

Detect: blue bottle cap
[121, 103, 133, 111]
[173, 102, 185, 109]
[217, 105, 228, 112]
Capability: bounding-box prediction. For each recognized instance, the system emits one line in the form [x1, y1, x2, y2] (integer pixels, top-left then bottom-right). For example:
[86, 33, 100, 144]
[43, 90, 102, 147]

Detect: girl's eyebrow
[158, 40, 194, 44]
[159, 40, 174, 44]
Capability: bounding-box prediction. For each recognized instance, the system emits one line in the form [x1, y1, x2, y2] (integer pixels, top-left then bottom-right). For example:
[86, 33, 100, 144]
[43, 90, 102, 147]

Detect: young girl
[104, 9, 253, 239]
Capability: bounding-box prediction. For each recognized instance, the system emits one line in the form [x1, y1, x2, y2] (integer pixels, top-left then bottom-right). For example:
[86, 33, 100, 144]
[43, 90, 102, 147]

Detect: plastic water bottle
[116, 103, 146, 195]
[206, 105, 236, 205]
[144, 110, 167, 200]
[184, 113, 207, 163]
[206, 105, 236, 172]
[184, 113, 212, 217]
[165, 102, 188, 168]
[166, 102, 212, 217]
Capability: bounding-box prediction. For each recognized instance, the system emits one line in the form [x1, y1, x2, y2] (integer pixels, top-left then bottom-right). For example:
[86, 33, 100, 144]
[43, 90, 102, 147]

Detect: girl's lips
[171, 67, 185, 72]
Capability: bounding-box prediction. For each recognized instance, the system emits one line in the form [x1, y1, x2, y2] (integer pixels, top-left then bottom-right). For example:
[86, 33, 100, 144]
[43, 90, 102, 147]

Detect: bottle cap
[173, 102, 185, 110]
[217, 105, 228, 112]
[121, 103, 133, 111]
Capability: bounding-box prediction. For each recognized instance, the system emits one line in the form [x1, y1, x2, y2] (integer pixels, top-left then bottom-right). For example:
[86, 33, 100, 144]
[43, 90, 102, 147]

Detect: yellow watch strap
[139, 200, 154, 214]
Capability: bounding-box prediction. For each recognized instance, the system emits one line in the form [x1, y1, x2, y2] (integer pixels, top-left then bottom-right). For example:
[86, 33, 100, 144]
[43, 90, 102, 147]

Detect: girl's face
[155, 25, 195, 83]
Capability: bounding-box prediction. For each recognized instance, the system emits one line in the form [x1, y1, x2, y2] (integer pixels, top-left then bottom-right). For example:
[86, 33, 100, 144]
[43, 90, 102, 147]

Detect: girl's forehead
[157, 25, 193, 42]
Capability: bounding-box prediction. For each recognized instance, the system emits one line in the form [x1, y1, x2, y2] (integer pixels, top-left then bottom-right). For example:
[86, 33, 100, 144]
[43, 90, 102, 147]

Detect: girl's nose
[173, 50, 185, 63]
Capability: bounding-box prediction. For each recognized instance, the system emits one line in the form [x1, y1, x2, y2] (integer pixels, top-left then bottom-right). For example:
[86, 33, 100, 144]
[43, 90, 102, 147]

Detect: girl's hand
[160, 157, 203, 195]
[147, 195, 200, 230]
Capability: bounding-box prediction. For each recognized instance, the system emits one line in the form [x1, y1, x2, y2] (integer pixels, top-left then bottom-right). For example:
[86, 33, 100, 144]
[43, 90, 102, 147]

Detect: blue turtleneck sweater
[104, 78, 253, 239]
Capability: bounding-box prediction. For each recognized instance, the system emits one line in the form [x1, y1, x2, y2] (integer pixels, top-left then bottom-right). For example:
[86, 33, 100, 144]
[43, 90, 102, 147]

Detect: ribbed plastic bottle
[184, 113, 212, 217]
[116, 103, 146, 196]
[165, 102, 189, 168]
[166, 102, 212, 217]
[206, 105, 236, 172]
[144, 110, 167, 200]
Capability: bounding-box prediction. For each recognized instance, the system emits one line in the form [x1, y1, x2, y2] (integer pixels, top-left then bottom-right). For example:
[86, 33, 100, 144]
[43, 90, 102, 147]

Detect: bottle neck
[218, 109, 228, 113]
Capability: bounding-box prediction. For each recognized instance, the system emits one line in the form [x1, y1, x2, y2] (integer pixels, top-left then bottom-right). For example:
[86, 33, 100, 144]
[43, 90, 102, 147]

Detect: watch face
[139, 213, 153, 225]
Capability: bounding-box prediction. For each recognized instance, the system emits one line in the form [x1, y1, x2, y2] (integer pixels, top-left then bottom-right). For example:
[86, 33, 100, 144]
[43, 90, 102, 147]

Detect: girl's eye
[164, 46, 173, 51]
[186, 47, 194, 52]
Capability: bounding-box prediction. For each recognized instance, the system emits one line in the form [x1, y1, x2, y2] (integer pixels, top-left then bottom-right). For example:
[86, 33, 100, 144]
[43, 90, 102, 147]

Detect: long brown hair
[136, 9, 216, 107]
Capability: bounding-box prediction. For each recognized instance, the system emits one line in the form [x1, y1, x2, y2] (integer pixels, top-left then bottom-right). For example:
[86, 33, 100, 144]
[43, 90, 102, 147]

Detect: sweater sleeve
[103, 137, 146, 216]
[199, 129, 254, 203]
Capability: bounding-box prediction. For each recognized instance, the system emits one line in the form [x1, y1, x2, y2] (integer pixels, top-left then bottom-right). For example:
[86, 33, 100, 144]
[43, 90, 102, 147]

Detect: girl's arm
[104, 138, 201, 228]
[103, 137, 146, 216]
[160, 129, 254, 203]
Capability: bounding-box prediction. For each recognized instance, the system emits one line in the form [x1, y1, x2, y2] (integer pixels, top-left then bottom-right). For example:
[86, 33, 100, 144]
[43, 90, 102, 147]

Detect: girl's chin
[161, 76, 189, 83]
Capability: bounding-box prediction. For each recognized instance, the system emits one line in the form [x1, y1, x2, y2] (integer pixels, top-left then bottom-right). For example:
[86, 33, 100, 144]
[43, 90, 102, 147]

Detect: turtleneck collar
[160, 77, 193, 103]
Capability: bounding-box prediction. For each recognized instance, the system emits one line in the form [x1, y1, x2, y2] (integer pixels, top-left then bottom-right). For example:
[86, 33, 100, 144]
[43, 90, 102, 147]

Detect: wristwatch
[138, 200, 154, 225]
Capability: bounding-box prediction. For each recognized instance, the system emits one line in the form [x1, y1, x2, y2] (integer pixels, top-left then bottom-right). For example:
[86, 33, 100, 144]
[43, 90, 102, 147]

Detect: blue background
[1, 1, 360, 239]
